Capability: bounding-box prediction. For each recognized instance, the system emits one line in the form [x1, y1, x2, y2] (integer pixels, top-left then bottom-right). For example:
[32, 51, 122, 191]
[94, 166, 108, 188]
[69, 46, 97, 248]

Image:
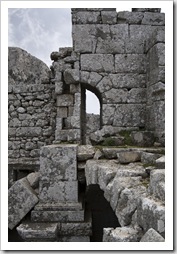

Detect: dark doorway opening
[85, 184, 120, 242]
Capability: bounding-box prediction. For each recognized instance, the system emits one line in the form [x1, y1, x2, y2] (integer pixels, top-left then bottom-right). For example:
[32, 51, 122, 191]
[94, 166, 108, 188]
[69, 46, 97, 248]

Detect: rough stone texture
[17, 222, 58, 241]
[140, 228, 165, 242]
[131, 131, 155, 147]
[141, 152, 162, 164]
[26, 172, 40, 189]
[148, 169, 165, 201]
[117, 151, 141, 164]
[155, 156, 165, 169]
[103, 227, 139, 242]
[77, 145, 96, 161]
[39, 144, 78, 202]
[8, 178, 38, 229]
[8, 47, 56, 171]
[137, 197, 165, 237]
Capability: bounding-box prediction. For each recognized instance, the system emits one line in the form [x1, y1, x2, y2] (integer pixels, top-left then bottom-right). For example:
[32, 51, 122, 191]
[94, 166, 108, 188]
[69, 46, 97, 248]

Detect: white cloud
[8, 8, 72, 66]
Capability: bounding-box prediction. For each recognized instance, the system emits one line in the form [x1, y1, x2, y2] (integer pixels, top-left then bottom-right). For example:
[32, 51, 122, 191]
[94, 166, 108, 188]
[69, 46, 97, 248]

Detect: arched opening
[85, 184, 120, 242]
[81, 84, 102, 145]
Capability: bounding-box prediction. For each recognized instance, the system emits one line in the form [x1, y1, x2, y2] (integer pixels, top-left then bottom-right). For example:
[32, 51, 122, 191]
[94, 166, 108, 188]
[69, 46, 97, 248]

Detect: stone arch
[80, 83, 102, 144]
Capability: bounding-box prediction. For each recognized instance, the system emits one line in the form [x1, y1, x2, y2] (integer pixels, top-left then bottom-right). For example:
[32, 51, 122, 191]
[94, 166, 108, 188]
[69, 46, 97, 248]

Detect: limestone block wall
[145, 29, 165, 145]
[8, 48, 56, 178]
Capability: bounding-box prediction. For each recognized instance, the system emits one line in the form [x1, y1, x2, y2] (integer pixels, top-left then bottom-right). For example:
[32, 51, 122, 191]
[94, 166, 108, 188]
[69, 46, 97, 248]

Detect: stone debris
[77, 145, 96, 161]
[155, 156, 165, 169]
[117, 151, 141, 164]
[27, 172, 40, 189]
[140, 228, 165, 242]
[137, 197, 165, 237]
[103, 227, 139, 242]
[8, 178, 38, 230]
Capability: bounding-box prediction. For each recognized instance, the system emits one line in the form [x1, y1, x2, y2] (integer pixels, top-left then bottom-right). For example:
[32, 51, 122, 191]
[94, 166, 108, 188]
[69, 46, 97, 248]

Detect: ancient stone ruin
[8, 8, 165, 242]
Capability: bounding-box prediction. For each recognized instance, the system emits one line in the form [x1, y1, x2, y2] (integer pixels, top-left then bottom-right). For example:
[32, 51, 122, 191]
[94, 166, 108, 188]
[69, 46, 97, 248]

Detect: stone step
[31, 209, 85, 223]
[17, 222, 58, 242]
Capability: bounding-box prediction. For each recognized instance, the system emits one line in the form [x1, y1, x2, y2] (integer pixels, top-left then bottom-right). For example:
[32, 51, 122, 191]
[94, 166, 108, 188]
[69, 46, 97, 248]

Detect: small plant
[119, 130, 133, 146]
[101, 137, 116, 146]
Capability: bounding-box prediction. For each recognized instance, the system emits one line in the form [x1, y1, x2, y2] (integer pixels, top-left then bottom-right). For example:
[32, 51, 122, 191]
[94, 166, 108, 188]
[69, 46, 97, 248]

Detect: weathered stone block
[130, 25, 161, 41]
[27, 172, 40, 189]
[103, 227, 139, 242]
[147, 82, 165, 103]
[148, 169, 165, 201]
[72, 11, 101, 24]
[57, 107, 68, 118]
[145, 27, 165, 52]
[57, 94, 74, 107]
[40, 144, 78, 181]
[137, 197, 165, 236]
[140, 228, 165, 242]
[16, 127, 42, 137]
[109, 73, 146, 89]
[101, 11, 117, 24]
[81, 54, 114, 73]
[77, 145, 96, 161]
[31, 209, 84, 222]
[96, 37, 125, 54]
[125, 38, 145, 54]
[55, 81, 63, 94]
[131, 131, 155, 147]
[71, 116, 80, 129]
[115, 54, 147, 73]
[132, 8, 161, 13]
[80, 71, 102, 87]
[39, 180, 78, 203]
[60, 220, 92, 236]
[117, 151, 141, 164]
[117, 11, 144, 24]
[141, 152, 162, 164]
[115, 186, 146, 226]
[112, 104, 145, 127]
[17, 222, 58, 241]
[155, 156, 165, 169]
[8, 178, 38, 230]
[64, 69, 80, 84]
[103, 88, 127, 104]
[73, 25, 96, 53]
[142, 12, 165, 26]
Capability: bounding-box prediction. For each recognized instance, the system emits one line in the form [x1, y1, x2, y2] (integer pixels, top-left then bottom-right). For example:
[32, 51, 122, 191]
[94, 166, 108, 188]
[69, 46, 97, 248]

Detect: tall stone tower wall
[51, 8, 165, 145]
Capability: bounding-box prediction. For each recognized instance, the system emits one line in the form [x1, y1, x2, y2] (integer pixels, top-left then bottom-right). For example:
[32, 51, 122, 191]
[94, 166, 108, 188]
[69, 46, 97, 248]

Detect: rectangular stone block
[34, 200, 83, 211]
[142, 12, 165, 26]
[60, 220, 92, 236]
[39, 180, 78, 203]
[113, 104, 145, 127]
[115, 54, 147, 73]
[55, 81, 63, 94]
[130, 25, 161, 41]
[117, 11, 144, 24]
[17, 222, 58, 241]
[57, 107, 68, 118]
[31, 209, 84, 222]
[109, 73, 146, 88]
[137, 197, 165, 237]
[101, 11, 117, 24]
[16, 127, 42, 137]
[145, 27, 165, 52]
[72, 11, 101, 24]
[8, 178, 38, 230]
[81, 54, 114, 73]
[40, 144, 78, 181]
[57, 94, 74, 107]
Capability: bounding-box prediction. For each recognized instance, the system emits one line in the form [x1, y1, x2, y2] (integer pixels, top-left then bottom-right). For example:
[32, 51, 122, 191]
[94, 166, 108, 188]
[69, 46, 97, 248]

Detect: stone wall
[50, 8, 165, 145]
[8, 47, 56, 184]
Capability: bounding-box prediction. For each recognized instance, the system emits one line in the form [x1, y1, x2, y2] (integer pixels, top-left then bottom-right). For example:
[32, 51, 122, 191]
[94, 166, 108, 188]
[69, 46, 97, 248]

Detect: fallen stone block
[115, 185, 146, 227]
[141, 152, 162, 165]
[8, 178, 38, 230]
[77, 145, 96, 161]
[148, 169, 165, 201]
[117, 151, 141, 164]
[140, 228, 165, 242]
[155, 156, 165, 169]
[17, 222, 58, 241]
[27, 172, 40, 189]
[103, 227, 139, 242]
[137, 197, 165, 237]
